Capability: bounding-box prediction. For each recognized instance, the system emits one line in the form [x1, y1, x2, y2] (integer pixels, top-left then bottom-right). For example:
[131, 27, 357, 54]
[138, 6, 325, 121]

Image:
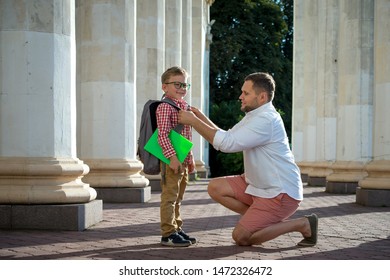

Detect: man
[178, 72, 318, 246]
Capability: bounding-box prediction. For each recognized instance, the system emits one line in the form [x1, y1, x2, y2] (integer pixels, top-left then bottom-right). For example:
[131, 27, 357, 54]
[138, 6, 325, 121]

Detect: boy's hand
[169, 155, 182, 174]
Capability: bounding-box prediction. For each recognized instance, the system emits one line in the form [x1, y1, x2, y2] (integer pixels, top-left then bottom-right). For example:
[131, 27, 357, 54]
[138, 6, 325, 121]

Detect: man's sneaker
[161, 232, 191, 247]
[178, 230, 197, 244]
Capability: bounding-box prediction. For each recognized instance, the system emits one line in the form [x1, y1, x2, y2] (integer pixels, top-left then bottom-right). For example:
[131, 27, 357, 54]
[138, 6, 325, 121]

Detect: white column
[327, 0, 374, 193]
[181, 0, 193, 75]
[165, 0, 182, 67]
[136, 0, 166, 188]
[76, 0, 150, 202]
[294, 0, 334, 186]
[0, 0, 96, 204]
[191, 0, 209, 177]
[358, 0, 390, 206]
[182, 0, 194, 142]
[316, 0, 338, 164]
[136, 0, 166, 109]
[301, 0, 318, 167]
[307, 0, 338, 186]
[0, 0, 101, 230]
[292, 0, 311, 180]
[203, 0, 212, 173]
[292, 0, 305, 163]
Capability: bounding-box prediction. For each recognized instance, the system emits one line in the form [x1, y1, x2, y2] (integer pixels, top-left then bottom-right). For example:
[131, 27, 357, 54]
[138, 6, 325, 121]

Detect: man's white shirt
[213, 102, 303, 200]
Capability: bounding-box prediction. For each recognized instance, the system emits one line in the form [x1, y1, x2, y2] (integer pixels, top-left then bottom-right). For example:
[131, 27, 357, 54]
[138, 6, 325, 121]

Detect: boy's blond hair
[161, 66, 188, 84]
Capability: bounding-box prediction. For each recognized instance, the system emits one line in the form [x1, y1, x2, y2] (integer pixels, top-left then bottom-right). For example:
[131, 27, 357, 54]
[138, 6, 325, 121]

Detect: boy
[157, 66, 196, 247]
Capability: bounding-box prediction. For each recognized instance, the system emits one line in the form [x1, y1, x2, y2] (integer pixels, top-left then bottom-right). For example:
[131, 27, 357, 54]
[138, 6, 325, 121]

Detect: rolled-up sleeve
[212, 129, 227, 151]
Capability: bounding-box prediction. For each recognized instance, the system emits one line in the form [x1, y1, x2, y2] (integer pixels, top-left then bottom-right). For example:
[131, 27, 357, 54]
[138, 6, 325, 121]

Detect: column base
[189, 172, 197, 181]
[301, 173, 309, 183]
[196, 170, 208, 179]
[358, 160, 390, 206]
[356, 187, 390, 207]
[326, 181, 358, 194]
[297, 161, 313, 184]
[0, 157, 96, 204]
[142, 173, 161, 192]
[326, 161, 367, 194]
[83, 159, 150, 188]
[306, 161, 333, 187]
[95, 187, 151, 203]
[84, 159, 152, 200]
[195, 160, 209, 179]
[308, 176, 327, 187]
[148, 178, 162, 192]
[0, 200, 103, 231]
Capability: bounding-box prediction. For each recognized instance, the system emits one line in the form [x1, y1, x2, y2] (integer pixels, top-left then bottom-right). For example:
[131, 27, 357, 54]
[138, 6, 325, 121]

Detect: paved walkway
[0, 179, 389, 260]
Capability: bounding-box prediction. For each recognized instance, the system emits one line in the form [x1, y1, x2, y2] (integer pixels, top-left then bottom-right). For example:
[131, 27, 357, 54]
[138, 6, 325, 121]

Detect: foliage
[208, 0, 293, 177]
[208, 101, 244, 177]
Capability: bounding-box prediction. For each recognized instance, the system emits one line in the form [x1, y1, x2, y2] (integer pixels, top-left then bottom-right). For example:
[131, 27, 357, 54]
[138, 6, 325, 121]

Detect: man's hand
[178, 110, 196, 125]
[179, 106, 218, 145]
[190, 106, 201, 117]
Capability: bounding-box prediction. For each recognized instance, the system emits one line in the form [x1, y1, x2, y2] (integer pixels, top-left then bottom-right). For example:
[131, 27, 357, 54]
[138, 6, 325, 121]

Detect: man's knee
[232, 226, 251, 246]
[207, 178, 220, 198]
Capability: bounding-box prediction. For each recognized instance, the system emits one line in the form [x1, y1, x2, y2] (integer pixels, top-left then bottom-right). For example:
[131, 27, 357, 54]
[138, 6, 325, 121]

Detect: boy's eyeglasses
[165, 82, 191, 90]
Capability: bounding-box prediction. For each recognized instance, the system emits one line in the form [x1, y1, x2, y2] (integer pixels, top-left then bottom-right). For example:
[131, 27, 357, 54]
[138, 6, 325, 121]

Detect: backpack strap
[160, 96, 186, 133]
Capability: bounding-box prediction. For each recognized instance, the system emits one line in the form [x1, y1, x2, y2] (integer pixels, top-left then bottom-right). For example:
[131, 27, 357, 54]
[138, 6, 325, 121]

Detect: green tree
[209, 0, 293, 177]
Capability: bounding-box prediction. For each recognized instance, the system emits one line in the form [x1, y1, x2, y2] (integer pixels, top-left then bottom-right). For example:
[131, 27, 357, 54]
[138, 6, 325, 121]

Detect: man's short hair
[245, 72, 275, 101]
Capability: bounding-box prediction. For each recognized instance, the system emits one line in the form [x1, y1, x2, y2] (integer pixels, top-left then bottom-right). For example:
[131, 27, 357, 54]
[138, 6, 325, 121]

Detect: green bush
[208, 0, 293, 177]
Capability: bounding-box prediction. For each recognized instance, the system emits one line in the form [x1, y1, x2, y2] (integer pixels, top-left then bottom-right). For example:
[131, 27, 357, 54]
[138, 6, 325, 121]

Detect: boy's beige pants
[160, 163, 188, 237]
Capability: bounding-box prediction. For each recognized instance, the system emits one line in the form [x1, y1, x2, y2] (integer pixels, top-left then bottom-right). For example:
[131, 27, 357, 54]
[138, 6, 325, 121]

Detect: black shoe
[161, 232, 192, 247]
[178, 230, 197, 244]
[298, 213, 318, 247]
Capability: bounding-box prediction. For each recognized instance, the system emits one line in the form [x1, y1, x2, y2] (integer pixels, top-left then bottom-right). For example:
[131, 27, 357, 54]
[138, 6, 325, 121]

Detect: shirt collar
[246, 101, 273, 115]
[164, 96, 188, 108]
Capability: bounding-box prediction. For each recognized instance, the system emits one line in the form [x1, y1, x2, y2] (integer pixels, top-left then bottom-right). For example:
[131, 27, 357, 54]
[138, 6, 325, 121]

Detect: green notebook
[144, 129, 193, 164]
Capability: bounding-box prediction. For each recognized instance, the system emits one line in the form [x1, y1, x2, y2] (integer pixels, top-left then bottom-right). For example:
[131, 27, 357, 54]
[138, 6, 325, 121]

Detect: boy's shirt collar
[164, 95, 188, 107]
